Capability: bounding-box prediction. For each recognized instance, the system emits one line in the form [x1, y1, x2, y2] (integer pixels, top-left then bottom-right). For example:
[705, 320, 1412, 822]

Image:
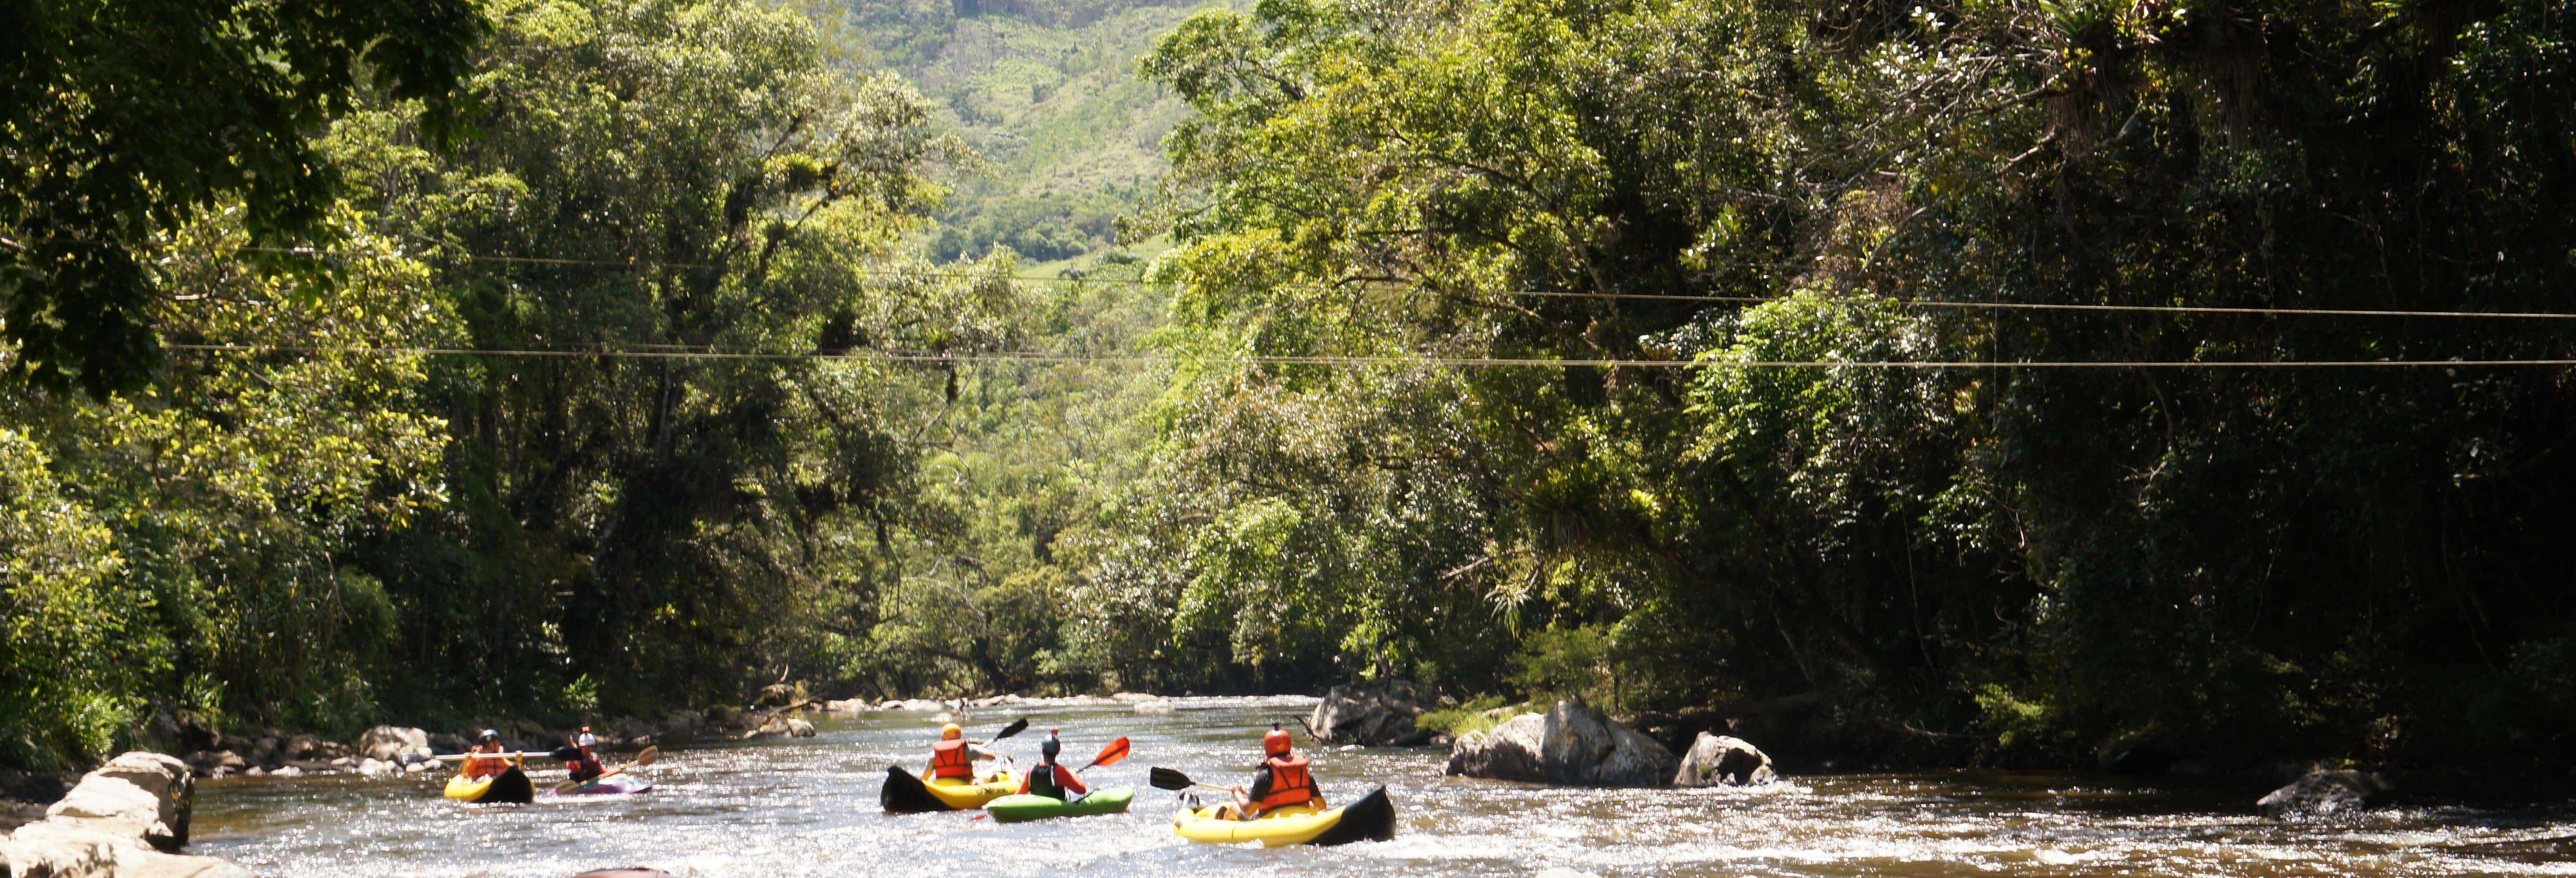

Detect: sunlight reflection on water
[191, 698, 2576, 877]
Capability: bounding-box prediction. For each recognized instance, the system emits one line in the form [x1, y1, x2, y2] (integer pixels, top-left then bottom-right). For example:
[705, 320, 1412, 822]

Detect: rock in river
[1446, 701, 1677, 787]
[0, 751, 248, 876]
[357, 726, 433, 764]
[1671, 733, 1775, 786]
[2257, 768, 2390, 819]
[1308, 681, 1431, 746]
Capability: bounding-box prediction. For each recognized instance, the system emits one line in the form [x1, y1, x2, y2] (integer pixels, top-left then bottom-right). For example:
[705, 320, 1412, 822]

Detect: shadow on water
[191, 698, 2576, 877]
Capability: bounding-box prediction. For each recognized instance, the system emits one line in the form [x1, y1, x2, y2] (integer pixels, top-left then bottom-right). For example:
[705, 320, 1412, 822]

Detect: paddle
[1150, 766, 1232, 793]
[553, 746, 659, 794]
[1080, 736, 1130, 771]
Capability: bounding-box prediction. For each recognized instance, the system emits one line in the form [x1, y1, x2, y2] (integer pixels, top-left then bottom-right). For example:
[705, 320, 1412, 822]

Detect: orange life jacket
[1255, 754, 1317, 811]
[465, 743, 509, 779]
[929, 738, 974, 779]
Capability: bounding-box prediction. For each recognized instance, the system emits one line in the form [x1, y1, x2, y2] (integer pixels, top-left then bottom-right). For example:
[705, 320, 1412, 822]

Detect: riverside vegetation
[5, 0, 2575, 790]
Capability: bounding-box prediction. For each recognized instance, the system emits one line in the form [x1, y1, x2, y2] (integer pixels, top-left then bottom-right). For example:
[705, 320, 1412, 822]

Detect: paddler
[563, 726, 606, 783]
[463, 730, 519, 779]
[1229, 724, 1322, 819]
[921, 722, 1003, 781]
[1014, 729, 1089, 801]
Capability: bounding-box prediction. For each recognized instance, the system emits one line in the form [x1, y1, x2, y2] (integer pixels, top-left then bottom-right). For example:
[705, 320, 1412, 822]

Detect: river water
[192, 697, 2575, 877]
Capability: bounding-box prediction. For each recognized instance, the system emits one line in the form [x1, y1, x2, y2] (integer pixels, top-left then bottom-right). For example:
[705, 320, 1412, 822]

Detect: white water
[191, 697, 2576, 877]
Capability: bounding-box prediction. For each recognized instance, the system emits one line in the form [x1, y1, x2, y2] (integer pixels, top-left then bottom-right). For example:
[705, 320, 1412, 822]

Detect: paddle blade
[992, 718, 1030, 741]
[631, 746, 661, 767]
[1085, 737, 1131, 770]
[1149, 766, 1195, 791]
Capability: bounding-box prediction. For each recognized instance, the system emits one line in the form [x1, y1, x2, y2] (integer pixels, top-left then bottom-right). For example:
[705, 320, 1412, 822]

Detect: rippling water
[192, 698, 2576, 877]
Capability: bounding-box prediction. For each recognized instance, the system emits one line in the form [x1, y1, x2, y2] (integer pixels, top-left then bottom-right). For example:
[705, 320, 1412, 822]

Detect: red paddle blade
[1086, 736, 1132, 769]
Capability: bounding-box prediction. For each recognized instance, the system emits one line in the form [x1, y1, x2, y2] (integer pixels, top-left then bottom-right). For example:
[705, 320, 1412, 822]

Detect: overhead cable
[228, 247, 2576, 323]
[163, 343, 2576, 369]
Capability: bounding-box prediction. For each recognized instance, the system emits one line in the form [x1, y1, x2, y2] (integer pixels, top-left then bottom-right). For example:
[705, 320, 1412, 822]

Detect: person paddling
[1229, 724, 1322, 819]
[463, 730, 519, 780]
[921, 722, 1004, 781]
[1015, 729, 1090, 802]
[563, 726, 606, 783]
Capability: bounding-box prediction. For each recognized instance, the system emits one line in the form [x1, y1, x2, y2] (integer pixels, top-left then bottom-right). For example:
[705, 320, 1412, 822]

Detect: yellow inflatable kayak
[444, 766, 534, 804]
[1173, 786, 1395, 847]
[880, 766, 1021, 812]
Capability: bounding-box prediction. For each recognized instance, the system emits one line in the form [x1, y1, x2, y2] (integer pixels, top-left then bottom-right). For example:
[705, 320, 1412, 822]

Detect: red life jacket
[929, 739, 973, 779]
[1255, 754, 1317, 810]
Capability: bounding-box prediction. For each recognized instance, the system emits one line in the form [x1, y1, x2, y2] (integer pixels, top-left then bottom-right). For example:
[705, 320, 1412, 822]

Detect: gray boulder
[1308, 681, 1429, 746]
[1672, 733, 1776, 786]
[356, 726, 433, 764]
[2258, 768, 2391, 819]
[1, 751, 250, 877]
[1445, 701, 1677, 787]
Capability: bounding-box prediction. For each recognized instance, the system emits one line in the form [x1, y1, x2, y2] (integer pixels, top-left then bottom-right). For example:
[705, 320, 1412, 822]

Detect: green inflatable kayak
[984, 787, 1135, 823]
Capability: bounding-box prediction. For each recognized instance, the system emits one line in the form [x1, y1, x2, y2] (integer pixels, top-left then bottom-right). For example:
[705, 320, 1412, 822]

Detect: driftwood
[738, 699, 818, 738]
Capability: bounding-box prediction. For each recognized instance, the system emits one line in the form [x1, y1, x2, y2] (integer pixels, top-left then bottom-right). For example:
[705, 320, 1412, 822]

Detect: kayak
[880, 766, 1021, 813]
[985, 787, 1134, 823]
[546, 776, 654, 796]
[1173, 786, 1396, 847]
[444, 766, 535, 804]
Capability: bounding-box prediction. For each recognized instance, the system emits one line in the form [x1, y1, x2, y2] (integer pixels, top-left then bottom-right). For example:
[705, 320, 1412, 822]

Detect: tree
[0, 0, 485, 395]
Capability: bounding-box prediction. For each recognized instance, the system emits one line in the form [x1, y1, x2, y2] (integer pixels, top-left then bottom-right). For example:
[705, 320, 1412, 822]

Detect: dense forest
[7, 0, 2576, 780]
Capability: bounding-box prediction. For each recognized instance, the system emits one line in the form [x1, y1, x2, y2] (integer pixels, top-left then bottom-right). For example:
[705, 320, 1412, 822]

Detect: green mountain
[839, 0, 1206, 265]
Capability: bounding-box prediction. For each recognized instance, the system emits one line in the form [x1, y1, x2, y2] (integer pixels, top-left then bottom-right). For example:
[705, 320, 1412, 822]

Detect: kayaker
[1230, 725, 1322, 819]
[564, 727, 606, 783]
[463, 730, 518, 780]
[923, 722, 1003, 780]
[1015, 729, 1089, 801]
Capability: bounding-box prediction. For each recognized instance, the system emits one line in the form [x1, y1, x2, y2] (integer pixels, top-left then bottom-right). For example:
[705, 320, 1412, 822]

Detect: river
[191, 697, 2576, 877]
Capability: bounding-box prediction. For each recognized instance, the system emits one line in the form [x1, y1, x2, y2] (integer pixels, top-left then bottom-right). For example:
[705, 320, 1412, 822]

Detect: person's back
[1235, 725, 1320, 818]
[926, 723, 996, 780]
[1017, 730, 1088, 801]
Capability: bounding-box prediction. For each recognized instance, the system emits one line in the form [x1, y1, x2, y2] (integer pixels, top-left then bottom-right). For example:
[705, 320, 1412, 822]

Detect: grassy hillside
[839, 0, 1206, 264]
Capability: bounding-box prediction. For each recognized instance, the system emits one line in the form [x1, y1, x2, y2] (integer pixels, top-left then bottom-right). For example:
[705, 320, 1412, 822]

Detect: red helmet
[1263, 726, 1292, 756]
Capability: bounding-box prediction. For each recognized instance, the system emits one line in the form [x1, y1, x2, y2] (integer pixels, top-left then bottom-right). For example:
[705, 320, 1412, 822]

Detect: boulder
[1110, 692, 1156, 703]
[0, 751, 249, 878]
[785, 718, 817, 738]
[2258, 768, 2391, 819]
[1446, 701, 1677, 787]
[1133, 700, 1176, 715]
[1672, 733, 1776, 787]
[356, 726, 433, 764]
[1307, 681, 1430, 746]
[44, 752, 193, 850]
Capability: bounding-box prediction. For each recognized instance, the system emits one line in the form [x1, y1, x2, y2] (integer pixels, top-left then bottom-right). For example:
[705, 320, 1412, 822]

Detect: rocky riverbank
[1, 752, 244, 877]
[170, 712, 723, 781]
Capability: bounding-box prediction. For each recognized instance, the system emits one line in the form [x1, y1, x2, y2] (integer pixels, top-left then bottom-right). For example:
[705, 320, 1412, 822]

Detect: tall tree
[0, 0, 485, 395]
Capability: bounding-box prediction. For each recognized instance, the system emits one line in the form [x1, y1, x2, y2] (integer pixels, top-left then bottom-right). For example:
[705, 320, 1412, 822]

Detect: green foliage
[0, 0, 487, 395]
[1509, 625, 1621, 711]
[1413, 694, 1510, 738]
[0, 0, 1012, 768]
[1118, 0, 2576, 768]
[839, 0, 1199, 264]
